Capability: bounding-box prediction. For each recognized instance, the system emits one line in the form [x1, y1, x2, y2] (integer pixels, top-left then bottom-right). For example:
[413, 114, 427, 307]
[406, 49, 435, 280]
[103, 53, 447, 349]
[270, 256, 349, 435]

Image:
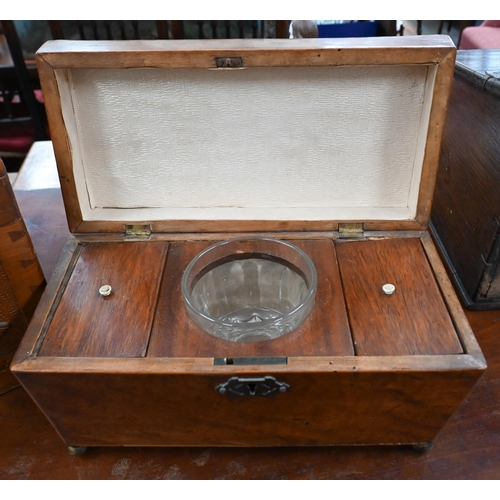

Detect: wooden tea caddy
[11, 36, 486, 454]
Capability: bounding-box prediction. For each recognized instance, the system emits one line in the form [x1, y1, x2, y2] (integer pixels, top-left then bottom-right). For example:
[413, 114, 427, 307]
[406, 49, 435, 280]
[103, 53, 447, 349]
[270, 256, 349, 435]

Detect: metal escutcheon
[215, 376, 290, 398]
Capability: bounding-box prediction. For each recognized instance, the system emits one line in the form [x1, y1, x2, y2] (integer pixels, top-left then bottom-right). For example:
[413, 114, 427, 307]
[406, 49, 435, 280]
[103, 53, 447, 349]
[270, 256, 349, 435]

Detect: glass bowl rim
[181, 236, 318, 329]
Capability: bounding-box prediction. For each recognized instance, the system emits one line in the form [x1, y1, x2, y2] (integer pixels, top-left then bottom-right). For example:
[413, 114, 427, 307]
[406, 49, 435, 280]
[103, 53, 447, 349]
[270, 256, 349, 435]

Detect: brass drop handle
[215, 376, 290, 398]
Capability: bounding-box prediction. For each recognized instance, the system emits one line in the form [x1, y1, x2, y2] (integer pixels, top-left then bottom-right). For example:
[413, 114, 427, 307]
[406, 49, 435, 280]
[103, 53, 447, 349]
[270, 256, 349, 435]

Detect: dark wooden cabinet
[431, 50, 500, 310]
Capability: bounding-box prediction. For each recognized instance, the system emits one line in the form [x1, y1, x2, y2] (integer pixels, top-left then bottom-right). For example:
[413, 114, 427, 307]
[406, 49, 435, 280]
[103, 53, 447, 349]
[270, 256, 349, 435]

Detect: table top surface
[2, 141, 500, 479]
[457, 48, 500, 73]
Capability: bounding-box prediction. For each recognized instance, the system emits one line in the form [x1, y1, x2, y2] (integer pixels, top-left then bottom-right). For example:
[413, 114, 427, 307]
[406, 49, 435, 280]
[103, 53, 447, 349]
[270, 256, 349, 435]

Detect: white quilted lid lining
[56, 64, 435, 222]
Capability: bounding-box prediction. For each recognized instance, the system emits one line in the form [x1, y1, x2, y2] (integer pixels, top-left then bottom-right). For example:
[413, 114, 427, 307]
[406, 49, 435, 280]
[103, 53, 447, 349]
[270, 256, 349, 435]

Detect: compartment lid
[36, 36, 456, 234]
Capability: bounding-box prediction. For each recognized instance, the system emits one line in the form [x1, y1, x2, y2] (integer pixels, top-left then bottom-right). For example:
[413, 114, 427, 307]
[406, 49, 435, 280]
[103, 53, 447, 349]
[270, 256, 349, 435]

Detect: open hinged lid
[36, 35, 456, 234]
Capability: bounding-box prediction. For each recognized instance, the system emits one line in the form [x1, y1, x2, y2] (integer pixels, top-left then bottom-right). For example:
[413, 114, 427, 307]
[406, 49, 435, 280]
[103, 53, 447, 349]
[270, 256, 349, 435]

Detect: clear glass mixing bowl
[181, 237, 317, 343]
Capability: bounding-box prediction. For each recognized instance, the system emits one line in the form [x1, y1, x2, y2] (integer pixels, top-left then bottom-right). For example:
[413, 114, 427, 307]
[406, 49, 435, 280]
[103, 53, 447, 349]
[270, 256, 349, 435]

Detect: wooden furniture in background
[189, 20, 289, 39]
[48, 21, 170, 40]
[13, 140, 59, 190]
[46, 20, 289, 41]
[12, 140, 67, 279]
[0, 21, 48, 171]
[439, 21, 476, 46]
[377, 21, 404, 36]
[0, 158, 45, 395]
[431, 50, 500, 310]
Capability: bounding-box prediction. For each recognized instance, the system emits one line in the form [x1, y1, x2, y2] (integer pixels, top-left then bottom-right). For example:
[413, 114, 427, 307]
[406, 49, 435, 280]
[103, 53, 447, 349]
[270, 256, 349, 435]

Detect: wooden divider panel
[148, 238, 354, 357]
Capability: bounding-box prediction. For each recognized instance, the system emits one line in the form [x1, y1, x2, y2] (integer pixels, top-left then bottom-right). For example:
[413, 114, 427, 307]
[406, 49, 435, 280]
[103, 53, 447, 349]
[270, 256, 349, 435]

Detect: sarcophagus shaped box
[11, 36, 486, 453]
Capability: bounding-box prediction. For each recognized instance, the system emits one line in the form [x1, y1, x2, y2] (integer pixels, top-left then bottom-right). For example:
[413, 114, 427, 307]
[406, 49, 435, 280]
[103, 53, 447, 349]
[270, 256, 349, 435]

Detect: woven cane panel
[0, 261, 27, 356]
[64, 65, 430, 216]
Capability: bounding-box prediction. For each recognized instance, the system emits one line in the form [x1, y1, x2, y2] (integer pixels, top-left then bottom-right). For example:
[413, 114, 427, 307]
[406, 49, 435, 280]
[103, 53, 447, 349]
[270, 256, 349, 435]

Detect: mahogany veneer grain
[336, 238, 463, 356]
[14, 365, 481, 448]
[39, 242, 168, 357]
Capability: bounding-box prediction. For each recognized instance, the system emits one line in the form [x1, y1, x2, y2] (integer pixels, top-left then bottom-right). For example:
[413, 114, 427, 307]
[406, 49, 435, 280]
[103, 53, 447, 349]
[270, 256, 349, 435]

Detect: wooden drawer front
[336, 238, 463, 356]
[39, 242, 168, 357]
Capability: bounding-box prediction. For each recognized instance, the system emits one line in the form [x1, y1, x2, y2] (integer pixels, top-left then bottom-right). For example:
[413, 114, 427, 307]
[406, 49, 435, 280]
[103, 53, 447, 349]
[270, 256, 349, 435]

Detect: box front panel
[15, 368, 481, 447]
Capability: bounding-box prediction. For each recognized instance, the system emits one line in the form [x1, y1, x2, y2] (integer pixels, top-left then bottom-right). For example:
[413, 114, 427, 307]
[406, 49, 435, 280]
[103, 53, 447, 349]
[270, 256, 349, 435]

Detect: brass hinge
[125, 224, 152, 238]
[338, 223, 364, 239]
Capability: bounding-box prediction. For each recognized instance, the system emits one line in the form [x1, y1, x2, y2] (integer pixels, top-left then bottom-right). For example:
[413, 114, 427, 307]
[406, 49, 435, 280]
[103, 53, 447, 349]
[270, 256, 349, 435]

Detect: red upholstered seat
[459, 20, 500, 49]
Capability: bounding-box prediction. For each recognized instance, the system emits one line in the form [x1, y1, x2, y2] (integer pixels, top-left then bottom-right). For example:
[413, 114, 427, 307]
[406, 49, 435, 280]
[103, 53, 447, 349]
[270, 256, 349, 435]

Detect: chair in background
[459, 20, 500, 49]
[438, 20, 476, 47]
[47, 20, 289, 41]
[0, 20, 48, 172]
[376, 21, 405, 36]
[2, 19, 288, 169]
[48, 21, 171, 40]
[185, 21, 288, 39]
